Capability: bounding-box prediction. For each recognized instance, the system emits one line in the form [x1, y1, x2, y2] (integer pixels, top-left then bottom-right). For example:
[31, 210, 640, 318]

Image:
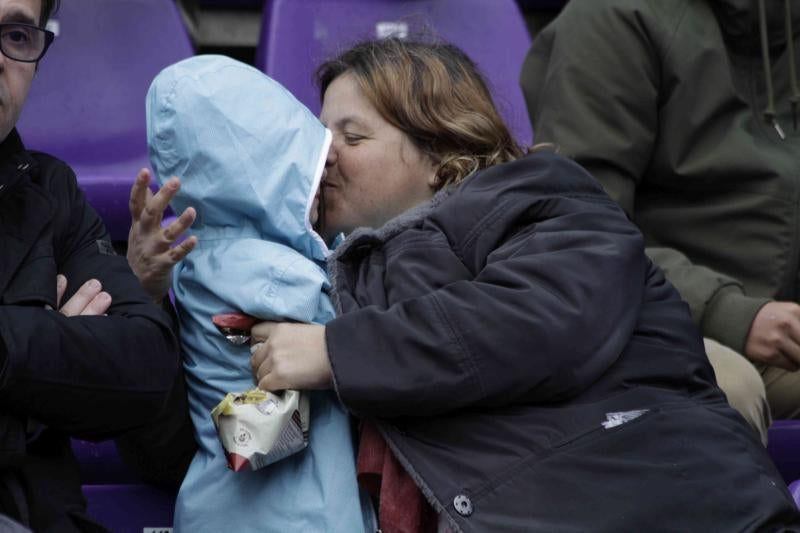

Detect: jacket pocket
[469, 404, 661, 503]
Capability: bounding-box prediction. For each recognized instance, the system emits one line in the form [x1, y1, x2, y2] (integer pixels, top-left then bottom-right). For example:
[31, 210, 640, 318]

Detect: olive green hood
[711, 0, 800, 131]
[711, 0, 792, 51]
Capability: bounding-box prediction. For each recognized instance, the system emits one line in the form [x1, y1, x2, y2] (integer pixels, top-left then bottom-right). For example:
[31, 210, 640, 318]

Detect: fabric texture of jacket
[325, 151, 800, 532]
[147, 55, 368, 532]
[0, 129, 180, 532]
[521, 0, 800, 355]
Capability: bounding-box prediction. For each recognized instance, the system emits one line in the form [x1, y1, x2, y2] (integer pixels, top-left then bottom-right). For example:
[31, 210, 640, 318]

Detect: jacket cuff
[325, 317, 353, 413]
[701, 287, 770, 355]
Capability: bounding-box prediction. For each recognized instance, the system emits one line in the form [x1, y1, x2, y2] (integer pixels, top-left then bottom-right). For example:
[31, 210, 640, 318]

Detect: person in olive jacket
[521, 0, 800, 445]
[0, 0, 185, 530]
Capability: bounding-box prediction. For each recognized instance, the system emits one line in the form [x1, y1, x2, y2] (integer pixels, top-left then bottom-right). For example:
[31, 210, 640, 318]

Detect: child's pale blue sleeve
[176, 238, 335, 325]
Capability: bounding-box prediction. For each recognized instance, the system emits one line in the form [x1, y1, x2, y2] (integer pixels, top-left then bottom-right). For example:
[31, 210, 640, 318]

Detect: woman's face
[319, 73, 437, 239]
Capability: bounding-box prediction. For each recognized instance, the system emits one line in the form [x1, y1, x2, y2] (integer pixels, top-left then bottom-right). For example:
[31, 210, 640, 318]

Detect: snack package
[211, 313, 310, 472]
[212, 313, 259, 345]
[211, 388, 310, 472]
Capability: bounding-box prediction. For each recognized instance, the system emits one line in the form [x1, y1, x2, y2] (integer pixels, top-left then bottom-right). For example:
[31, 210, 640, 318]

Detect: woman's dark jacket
[0, 129, 182, 532]
[325, 151, 800, 532]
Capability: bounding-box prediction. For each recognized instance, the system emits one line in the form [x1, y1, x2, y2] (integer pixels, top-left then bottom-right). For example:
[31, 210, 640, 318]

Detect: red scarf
[357, 421, 438, 533]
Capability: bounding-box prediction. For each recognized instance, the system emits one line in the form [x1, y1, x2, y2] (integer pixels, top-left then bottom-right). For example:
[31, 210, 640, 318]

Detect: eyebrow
[335, 117, 368, 130]
[2, 9, 37, 25]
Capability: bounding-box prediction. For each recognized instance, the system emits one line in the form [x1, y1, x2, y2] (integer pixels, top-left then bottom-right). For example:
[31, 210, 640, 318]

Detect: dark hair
[316, 38, 524, 190]
[40, 0, 59, 27]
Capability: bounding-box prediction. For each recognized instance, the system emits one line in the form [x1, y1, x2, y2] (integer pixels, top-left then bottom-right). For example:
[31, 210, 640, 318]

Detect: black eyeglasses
[0, 23, 54, 63]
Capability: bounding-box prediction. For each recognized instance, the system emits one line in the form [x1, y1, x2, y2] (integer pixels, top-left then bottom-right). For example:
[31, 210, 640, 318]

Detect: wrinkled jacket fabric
[325, 152, 800, 531]
[522, 0, 800, 354]
[147, 56, 367, 532]
[0, 129, 180, 531]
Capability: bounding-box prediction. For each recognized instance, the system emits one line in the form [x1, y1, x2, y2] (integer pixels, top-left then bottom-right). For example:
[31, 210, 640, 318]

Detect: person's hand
[744, 301, 800, 371]
[46, 274, 112, 316]
[127, 168, 197, 303]
[250, 322, 333, 391]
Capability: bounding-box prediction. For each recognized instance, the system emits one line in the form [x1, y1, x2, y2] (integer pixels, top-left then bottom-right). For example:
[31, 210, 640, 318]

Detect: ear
[426, 157, 440, 189]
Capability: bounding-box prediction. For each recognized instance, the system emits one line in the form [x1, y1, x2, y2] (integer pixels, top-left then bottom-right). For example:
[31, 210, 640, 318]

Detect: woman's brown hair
[316, 38, 525, 190]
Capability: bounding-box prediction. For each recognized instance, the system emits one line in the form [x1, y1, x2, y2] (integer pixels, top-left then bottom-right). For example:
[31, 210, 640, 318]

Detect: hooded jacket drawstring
[758, 0, 784, 138]
[760, 0, 800, 137]
[786, 0, 800, 131]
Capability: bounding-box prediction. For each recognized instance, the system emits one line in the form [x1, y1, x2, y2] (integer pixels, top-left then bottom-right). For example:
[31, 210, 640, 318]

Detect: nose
[325, 138, 338, 168]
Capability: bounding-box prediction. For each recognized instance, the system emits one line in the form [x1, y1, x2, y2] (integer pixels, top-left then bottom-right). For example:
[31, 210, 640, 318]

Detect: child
[146, 55, 369, 532]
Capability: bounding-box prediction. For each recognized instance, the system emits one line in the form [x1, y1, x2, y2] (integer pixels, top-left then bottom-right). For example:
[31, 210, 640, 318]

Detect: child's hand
[127, 169, 197, 303]
[250, 322, 333, 391]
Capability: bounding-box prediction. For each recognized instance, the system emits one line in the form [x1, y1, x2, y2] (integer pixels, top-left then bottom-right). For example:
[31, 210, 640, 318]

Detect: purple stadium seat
[72, 439, 176, 530]
[83, 484, 176, 533]
[17, 0, 194, 241]
[256, 0, 534, 146]
[789, 479, 800, 508]
[71, 439, 138, 485]
[768, 420, 800, 484]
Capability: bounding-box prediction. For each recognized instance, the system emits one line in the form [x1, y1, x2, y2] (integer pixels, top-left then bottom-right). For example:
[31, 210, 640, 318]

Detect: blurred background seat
[83, 484, 176, 533]
[72, 439, 177, 531]
[255, 0, 534, 146]
[17, 0, 194, 242]
[768, 420, 800, 486]
[71, 440, 138, 485]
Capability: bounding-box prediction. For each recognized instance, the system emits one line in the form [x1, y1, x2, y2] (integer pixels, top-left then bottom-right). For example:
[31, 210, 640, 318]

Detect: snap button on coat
[453, 494, 473, 517]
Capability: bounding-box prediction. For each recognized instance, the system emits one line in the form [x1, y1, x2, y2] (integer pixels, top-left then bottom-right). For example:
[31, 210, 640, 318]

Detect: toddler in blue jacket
[146, 55, 368, 532]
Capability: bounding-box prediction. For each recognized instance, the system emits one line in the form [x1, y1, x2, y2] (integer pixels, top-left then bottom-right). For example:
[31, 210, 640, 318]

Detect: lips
[321, 168, 339, 189]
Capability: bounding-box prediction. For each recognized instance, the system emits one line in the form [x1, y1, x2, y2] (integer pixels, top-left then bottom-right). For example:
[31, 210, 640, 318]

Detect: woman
[128, 39, 800, 532]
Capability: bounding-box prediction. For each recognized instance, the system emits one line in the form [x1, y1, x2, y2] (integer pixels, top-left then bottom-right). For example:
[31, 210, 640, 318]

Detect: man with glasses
[0, 1, 182, 531]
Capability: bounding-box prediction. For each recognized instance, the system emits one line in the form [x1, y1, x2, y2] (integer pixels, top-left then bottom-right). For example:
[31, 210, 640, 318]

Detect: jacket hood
[711, 0, 799, 51]
[146, 55, 331, 261]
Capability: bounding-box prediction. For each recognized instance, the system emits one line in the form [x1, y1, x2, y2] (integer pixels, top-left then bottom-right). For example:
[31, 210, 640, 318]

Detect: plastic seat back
[83, 484, 176, 533]
[256, 0, 533, 146]
[768, 420, 800, 484]
[17, 0, 194, 240]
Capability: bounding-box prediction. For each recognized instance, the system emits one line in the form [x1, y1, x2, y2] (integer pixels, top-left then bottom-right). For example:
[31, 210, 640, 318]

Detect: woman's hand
[127, 169, 197, 303]
[250, 322, 333, 391]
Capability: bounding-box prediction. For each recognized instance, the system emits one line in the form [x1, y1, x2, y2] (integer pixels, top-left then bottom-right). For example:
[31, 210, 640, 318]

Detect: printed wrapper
[211, 388, 310, 472]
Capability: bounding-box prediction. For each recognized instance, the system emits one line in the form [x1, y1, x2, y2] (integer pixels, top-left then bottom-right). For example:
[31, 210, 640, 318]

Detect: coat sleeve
[326, 157, 647, 418]
[0, 167, 180, 440]
[520, 0, 767, 354]
[114, 299, 196, 488]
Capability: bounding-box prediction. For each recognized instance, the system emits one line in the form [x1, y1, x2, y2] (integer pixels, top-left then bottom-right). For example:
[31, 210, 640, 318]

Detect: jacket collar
[0, 129, 36, 200]
[326, 182, 457, 314]
[328, 183, 455, 265]
[0, 129, 51, 297]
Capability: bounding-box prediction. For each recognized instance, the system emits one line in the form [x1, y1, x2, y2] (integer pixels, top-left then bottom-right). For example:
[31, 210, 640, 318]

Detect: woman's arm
[255, 155, 649, 418]
[327, 204, 646, 416]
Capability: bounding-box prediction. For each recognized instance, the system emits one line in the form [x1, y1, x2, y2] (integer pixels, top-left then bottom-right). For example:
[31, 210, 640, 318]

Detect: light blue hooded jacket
[146, 55, 369, 532]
